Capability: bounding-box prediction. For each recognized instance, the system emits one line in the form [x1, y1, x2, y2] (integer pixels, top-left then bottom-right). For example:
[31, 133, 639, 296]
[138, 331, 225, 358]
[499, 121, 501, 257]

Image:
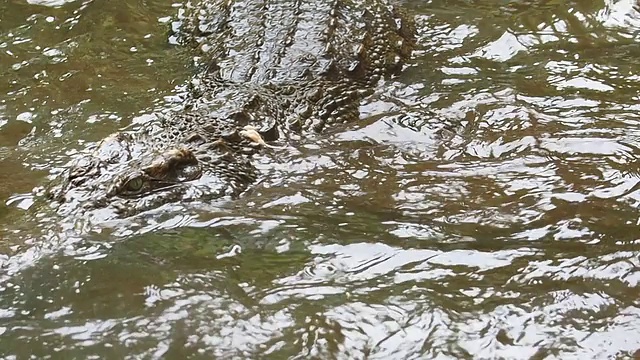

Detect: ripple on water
[0, 0, 640, 358]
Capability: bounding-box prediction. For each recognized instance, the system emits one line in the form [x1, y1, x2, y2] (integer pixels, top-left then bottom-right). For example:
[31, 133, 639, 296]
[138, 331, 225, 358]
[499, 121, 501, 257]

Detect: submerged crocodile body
[47, 0, 415, 223]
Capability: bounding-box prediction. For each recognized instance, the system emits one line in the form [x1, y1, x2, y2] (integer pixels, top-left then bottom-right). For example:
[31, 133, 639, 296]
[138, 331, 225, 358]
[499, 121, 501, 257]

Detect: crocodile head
[47, 131, 257, 223]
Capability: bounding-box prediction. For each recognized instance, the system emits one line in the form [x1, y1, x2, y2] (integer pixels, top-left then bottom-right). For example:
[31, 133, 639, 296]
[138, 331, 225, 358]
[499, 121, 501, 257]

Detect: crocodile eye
[107, 174, 147, 198]
[124, 177, 145, 193]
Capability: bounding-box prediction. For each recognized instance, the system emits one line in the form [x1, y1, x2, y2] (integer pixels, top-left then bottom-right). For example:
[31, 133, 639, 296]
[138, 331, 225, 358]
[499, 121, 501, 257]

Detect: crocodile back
[177, 0, 414, 84]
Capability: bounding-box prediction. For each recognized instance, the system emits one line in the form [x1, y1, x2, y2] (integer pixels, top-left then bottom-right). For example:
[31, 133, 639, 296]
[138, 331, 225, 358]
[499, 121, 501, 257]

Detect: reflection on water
[1, 0, 640, 358]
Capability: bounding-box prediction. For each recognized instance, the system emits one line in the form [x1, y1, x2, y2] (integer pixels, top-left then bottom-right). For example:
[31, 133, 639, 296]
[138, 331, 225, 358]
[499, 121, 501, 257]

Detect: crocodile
[46, 0, 415, 224]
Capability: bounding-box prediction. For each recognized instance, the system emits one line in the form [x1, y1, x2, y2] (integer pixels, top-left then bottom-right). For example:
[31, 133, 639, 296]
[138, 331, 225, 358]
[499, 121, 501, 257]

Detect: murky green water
[1, 0, 640, 358]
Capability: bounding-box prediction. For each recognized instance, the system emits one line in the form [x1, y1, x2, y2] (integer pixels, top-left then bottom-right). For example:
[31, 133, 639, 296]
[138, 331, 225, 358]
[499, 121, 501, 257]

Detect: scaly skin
[47, 0, 415, 223]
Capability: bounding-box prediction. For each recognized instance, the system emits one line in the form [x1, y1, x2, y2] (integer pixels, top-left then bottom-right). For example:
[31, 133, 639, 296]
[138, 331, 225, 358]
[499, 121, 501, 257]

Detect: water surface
[0, 0, 639, 358]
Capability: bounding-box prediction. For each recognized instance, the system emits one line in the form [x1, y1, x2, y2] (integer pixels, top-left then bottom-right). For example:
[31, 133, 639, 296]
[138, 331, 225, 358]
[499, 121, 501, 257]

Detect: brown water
[1, 0, 640, 358]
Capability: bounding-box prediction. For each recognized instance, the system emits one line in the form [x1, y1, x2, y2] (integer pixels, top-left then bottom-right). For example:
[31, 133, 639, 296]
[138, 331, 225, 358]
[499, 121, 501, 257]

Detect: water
[1, 0, 639, 358]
